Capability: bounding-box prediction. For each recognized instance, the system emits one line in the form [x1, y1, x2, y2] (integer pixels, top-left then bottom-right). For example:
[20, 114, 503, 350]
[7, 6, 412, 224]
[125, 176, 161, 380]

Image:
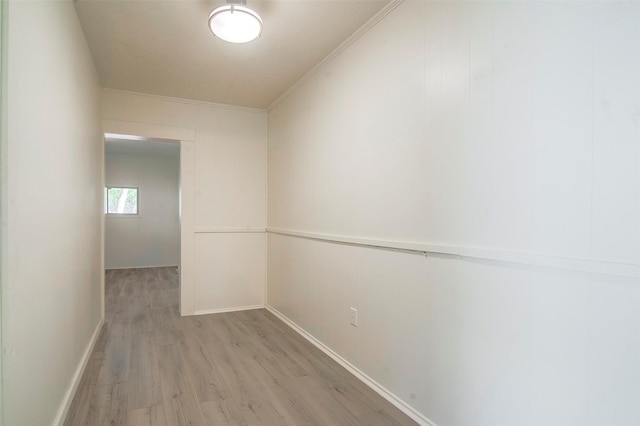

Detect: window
[105, 187, 139, 215]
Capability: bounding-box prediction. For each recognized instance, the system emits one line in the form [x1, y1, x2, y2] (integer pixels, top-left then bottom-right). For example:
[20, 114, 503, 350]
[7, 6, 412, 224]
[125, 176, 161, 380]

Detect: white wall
[2, 1, 103, 424]
[102, 90, 267, 314]
[267, 1, 640, 425]
[105, 145, 180, 269]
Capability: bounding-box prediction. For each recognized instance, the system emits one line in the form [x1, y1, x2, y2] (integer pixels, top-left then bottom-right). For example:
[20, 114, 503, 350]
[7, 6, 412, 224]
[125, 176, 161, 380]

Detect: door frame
[101, 120, 196, 316]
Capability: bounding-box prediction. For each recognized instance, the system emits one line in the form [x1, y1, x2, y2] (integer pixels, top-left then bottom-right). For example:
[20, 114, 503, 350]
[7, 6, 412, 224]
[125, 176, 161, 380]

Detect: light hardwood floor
[64, 267, 419, 425]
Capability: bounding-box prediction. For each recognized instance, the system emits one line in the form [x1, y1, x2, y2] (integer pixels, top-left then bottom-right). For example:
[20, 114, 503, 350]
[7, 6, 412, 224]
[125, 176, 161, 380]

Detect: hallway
[64, 267, 418, 425]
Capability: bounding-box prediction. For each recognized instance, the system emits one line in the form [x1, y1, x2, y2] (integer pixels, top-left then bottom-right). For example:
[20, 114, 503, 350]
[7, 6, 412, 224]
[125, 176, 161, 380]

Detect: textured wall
[267, 2, 640, 425]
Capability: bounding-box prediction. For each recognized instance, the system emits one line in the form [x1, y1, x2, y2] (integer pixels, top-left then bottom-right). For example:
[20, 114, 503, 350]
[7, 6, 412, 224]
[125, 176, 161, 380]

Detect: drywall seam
[267, 228, 640, 279]
[102, 88, 266, 115]
[52, 318, 104, 426]
[266, 305, 435, 426]
[264, 117, 269, 311]
[265, 0, 405, 113]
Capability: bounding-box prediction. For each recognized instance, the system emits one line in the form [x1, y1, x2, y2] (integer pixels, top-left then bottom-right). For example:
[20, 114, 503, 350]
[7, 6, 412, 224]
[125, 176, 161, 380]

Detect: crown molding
[265, 0, 405, 113]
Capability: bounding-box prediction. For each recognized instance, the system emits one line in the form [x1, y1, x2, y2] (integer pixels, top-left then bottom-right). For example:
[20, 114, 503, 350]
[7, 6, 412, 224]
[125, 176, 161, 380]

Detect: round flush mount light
[208, 1, 263, 44]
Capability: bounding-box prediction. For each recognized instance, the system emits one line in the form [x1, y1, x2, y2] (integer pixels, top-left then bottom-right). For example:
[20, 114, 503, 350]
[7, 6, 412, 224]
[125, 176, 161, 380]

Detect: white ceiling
[74, 0, 390, 110]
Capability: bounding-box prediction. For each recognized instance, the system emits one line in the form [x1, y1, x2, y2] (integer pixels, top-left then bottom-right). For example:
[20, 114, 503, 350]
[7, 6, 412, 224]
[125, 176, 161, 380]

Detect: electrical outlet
[350, 307, 358, 327]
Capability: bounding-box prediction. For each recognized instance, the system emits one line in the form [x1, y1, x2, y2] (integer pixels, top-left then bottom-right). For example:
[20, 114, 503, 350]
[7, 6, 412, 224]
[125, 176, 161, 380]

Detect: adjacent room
[104, 137, 180, 271]
[2, 1, 639, 425]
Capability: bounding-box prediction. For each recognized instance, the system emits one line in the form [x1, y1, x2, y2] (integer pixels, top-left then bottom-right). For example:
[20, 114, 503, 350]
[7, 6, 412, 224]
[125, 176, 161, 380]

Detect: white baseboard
[193, 304, 265, 316]
[52, 318, 104, 426]
[266, 305, 436, 426]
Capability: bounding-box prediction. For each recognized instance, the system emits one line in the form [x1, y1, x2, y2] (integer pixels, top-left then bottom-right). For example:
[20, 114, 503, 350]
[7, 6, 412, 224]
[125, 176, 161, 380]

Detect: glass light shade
[208, 5, 263, 43]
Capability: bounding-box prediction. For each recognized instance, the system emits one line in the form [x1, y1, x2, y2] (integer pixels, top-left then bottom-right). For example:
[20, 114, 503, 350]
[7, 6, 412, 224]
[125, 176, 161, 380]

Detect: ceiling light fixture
[208, 0, 263, 44]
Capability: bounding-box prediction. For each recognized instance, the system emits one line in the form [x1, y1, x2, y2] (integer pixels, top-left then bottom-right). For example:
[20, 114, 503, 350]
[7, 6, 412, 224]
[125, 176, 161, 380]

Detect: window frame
[104, 186, 141, 217]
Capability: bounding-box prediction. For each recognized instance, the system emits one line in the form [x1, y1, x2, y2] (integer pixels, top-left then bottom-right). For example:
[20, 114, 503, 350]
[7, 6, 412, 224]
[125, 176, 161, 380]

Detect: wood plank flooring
[65, 267, 418, 425]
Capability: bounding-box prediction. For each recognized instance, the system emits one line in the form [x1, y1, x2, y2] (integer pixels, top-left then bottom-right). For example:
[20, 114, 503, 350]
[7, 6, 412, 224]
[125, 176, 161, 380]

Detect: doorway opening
[103, 133, 182, 313]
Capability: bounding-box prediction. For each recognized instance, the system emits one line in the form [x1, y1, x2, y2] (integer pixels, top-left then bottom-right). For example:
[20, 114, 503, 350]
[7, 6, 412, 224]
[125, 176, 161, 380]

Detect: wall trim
[266, 305, 435, 426]
[52, 318, 104, 426]
[102, 88, 266, 115]
[193, 304, 265, 316]
[265, 0, 405, 112]
[267, 228, 640, 279]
